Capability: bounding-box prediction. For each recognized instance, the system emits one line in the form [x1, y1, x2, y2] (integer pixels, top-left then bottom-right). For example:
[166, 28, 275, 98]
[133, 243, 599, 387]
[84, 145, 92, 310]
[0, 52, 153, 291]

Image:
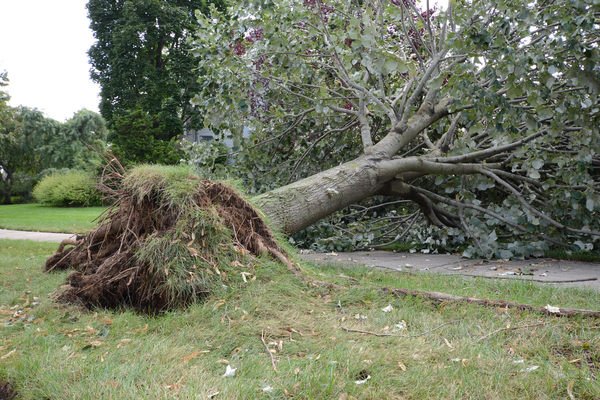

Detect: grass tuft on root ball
[44, 163, 292, 313]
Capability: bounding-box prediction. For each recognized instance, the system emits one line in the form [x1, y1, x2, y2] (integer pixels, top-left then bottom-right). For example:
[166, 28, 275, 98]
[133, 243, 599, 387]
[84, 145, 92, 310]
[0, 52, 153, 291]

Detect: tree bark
[255, 155, 393, 234]
[253, 103, 455, 235]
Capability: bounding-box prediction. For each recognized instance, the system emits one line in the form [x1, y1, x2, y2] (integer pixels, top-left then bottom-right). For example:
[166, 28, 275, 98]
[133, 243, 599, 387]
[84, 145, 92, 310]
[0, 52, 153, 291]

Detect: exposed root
[0, 380, 17, 400]
[44, 164, 296, 312]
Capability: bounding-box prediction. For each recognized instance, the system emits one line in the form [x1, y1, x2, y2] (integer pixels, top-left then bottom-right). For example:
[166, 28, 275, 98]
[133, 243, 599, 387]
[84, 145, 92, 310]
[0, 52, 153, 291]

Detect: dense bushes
[33, 170, 101, 207]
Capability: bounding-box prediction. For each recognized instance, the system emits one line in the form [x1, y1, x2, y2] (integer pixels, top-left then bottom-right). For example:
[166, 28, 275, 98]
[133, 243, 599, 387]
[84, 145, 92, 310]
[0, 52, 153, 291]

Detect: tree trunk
[254, 155, 393, 235]
[1, 169, 12, 205]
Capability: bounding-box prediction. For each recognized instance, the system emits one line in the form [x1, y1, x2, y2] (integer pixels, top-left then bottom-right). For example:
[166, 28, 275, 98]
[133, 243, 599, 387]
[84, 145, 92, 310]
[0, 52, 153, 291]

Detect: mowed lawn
[1, 239, 599, 399]
[0, 204, 105, 233]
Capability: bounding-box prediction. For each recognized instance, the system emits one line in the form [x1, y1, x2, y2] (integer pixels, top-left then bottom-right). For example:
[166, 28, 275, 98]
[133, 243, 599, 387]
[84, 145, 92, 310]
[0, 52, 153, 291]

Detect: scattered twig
[477, 321, 548, 341]
[402, 319, 461, 338]
[457, 274, 598, 284]
[567, 381, 575, 400]
[260, 330, 278, 372]
[337, 274, 360, 283]
[341, 326, 396, 337]
[341, 319, 461, 338]
[385, 288, 600, 318]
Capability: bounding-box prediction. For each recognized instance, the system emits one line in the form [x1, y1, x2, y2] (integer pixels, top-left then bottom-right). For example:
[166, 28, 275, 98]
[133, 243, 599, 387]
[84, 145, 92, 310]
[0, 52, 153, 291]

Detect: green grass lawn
[0, 204, 105, 233]
[1, 239, 599, 399]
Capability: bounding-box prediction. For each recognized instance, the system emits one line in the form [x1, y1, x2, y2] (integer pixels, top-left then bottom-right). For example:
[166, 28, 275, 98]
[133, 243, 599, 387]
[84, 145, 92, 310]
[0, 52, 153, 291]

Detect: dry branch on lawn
[385, 288, 600, 318]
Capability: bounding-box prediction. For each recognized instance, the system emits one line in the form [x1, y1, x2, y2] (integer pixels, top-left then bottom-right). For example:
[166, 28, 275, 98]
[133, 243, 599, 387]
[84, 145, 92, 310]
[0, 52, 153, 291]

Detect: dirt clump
[0, 380, 17, 400]
[45, 162, 293, 312]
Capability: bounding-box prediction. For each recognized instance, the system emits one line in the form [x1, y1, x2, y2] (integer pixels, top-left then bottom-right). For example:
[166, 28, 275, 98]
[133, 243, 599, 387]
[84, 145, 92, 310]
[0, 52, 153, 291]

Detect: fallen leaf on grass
[213, 300, 226, 310]
[394, 321, 407, 331]
[82, 340, 103, 350]
[117, 339, 133, 348]
[544, 305, 560, 314]
[181, 350, 210, 363]
[450, 358, 468, 366]
[381, 304, 394, 313]
[103, 380, 120, 388]
[0, 349, 16, 360]
[85, 325, 98, 335]
[261, 384, 274, 393]
[397, 361, 407, 371]
[240, 272, 253, 283]
[165, 382, 182, 392]
[355, 375, 371, 385]
[443, 338, 454, 349]
[223, 365, 237, 378]
[520, 365, 539, 372]
[130, 324, 148, 334]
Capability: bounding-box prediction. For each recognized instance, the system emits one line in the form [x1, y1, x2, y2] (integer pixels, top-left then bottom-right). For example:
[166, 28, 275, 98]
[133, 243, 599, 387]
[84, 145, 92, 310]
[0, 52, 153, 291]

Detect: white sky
[0, 0, 100, 122]
[0, 0, 447, 122]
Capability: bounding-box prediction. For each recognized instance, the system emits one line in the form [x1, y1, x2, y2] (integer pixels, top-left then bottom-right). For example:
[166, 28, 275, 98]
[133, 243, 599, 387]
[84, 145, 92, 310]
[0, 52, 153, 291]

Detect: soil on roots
[0, 380, 17, 400]
[44, 164, 292, 313]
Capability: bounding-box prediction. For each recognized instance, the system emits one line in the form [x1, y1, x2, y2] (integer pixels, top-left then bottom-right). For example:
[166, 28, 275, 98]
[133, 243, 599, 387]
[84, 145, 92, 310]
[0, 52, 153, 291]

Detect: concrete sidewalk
[0, 229, 75, 242]
[2, 228, 599, 291]
[300, 250, 600, 291]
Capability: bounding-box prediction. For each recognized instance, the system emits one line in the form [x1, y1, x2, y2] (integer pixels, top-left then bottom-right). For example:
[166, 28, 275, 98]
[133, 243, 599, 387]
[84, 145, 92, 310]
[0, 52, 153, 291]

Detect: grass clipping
[45, 164, 293, 312]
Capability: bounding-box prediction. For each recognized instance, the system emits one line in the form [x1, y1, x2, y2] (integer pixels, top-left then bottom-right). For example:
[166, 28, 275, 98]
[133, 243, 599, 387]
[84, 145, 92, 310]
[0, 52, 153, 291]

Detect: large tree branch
[380, 180, 459, 228]
[373, 97, 453, 157]
[378, 157, 496, 180]
[428, 130, 547, 164]
[399, 52, 446, 123]
[357, 93, 374, 153]
[374, 156, 600, 238]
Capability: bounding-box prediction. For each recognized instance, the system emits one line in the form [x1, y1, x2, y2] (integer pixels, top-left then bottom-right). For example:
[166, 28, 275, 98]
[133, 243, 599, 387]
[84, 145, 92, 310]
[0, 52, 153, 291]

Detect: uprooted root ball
[45, 164, 293, 312]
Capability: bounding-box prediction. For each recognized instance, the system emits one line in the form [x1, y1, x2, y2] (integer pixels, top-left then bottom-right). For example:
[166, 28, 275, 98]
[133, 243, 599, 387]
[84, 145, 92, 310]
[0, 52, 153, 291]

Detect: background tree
[87, 0, 225, 164]
[191, 0, 599, 257]
[0, 106, 59, 203]
[45, 109, 109, 169]
[0, 70, 17, 203]
[0, 71, 108, 204]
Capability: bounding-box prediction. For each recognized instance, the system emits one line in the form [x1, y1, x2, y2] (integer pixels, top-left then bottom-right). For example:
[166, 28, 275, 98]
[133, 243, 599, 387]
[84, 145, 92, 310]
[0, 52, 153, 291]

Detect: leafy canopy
[190, 0, 599, 257]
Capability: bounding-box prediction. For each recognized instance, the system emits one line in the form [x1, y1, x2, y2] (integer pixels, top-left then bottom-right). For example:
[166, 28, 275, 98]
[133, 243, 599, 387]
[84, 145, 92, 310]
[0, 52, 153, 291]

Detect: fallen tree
[45, 162, 600, 318]
[191, 0, 599, 257]
[45, 1, 599, 312]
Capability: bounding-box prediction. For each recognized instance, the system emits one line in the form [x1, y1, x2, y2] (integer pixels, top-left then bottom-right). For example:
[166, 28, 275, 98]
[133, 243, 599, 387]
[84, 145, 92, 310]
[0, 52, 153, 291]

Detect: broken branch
[385, 288, 600, 318]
